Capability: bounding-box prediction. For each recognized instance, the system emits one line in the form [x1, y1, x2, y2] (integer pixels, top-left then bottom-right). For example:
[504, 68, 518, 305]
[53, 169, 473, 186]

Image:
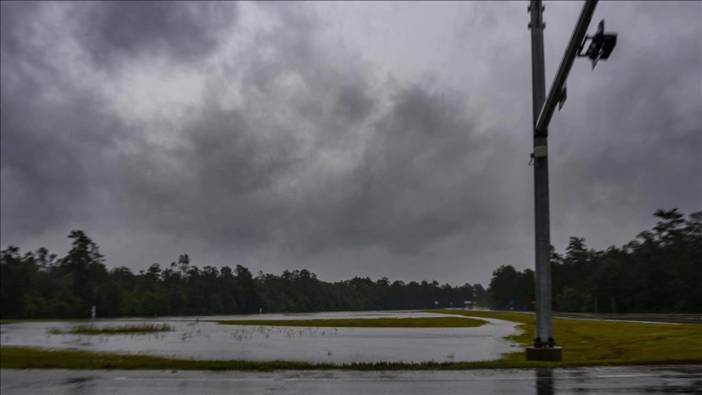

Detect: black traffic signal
[578, 20, 617, 69]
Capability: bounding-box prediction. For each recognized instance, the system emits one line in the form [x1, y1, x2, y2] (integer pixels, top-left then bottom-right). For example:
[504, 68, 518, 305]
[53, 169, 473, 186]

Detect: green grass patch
[216, 316, 485, 328]
[3, 346, 701, 371]
[48, 323, 172, 335]
[0, 320, 17, 325]
[428, 309, 702, 365]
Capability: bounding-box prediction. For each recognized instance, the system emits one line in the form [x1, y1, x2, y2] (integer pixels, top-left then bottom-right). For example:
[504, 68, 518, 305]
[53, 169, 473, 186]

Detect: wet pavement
[2, 365, 701, 394]
[0, 311, 517, 363]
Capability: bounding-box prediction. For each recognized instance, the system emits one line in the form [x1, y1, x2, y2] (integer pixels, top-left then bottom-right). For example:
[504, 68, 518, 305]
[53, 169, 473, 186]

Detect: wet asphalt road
[2, 365, 701, 394]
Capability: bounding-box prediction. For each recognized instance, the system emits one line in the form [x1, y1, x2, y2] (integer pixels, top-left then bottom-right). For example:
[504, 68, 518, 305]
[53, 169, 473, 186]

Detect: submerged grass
[48, 323, 172, 335]
[427, 309, 702, 365]
[216, 316, 485, 328]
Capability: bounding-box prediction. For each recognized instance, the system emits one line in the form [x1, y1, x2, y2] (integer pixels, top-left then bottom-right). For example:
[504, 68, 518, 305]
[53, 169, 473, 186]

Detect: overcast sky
[1, 1, 700, 285]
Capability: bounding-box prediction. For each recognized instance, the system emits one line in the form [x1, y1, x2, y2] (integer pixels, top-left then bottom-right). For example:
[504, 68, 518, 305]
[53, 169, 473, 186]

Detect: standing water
[0, 311, 518, 363]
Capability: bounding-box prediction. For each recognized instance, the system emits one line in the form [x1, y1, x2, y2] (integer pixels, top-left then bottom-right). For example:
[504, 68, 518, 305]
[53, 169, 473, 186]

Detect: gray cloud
[1, 5, 124, 240]
[72, 2, 237, 67]
[1, 1, 700, 284]
[545, 1, 702, 247]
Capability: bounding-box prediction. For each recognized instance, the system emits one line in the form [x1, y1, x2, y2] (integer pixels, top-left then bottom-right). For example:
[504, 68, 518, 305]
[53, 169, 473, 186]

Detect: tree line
[1, 231, 486, 318]
[489, 209, 701, 313]
[2, 209, 699, 318]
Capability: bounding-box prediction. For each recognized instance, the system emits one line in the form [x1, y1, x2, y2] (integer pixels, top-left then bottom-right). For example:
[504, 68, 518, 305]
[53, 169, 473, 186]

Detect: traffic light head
[578, 20, 617, 69]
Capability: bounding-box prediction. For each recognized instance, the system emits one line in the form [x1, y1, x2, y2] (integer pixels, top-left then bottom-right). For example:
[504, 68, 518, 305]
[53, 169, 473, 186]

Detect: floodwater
[0, 310, 518, 363]
[2, 366, 701, 394]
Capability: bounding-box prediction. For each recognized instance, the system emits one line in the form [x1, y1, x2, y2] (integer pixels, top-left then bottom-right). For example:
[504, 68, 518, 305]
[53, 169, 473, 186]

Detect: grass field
[216, 316, 485, 328]
[428, 309, 702, 365]
[48, 323, 172, 335]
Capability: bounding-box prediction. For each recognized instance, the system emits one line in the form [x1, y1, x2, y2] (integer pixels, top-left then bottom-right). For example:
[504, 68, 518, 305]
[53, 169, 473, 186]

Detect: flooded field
[0, 311, 517, 363]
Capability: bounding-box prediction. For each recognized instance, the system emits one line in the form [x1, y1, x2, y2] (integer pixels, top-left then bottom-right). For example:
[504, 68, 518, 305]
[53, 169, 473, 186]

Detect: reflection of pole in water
[536, 368, 554, 395]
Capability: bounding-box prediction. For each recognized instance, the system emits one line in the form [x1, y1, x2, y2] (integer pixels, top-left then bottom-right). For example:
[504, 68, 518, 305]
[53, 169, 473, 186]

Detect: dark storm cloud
[0, 2, 38, 57]
[1, 1, 700, 283]
[115, 5, 516, 259]
[0, 80, 123, 237]
[112, 4, 375, 248]
[1, 1, 237, 242]
[1, 2, 125, 239]
[316, 85, 502, 254]
[71, 2, 237, 67]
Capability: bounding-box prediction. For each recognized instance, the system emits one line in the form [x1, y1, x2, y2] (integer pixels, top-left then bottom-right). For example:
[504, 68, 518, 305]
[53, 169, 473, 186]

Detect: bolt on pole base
[525, 346, 563, 361]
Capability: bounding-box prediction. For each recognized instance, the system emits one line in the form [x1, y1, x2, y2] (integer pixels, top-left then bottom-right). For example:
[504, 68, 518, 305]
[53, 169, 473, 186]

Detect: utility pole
[526, 0, 616, 361]
[527, 0, 554, 360]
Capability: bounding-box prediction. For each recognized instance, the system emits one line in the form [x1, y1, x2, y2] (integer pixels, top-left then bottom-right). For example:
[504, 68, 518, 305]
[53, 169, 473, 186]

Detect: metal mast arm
[536, 0, 598, 135]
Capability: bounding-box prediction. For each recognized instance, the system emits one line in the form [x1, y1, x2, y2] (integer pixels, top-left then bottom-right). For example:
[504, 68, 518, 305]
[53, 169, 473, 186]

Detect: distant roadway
[553, 312, 702, 324]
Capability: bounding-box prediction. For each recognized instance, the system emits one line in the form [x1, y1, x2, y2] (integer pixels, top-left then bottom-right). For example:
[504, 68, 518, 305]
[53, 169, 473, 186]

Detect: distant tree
[489, 265, 533, 311]
[2, 211, 700, 319]
[60, 230, 108, 316]
[473, 284, 488, 307]
[487, 209, 702, 314]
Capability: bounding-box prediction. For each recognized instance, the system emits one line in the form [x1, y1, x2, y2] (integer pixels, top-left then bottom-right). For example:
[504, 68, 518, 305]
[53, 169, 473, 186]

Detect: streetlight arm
[535, 0, 598, 136]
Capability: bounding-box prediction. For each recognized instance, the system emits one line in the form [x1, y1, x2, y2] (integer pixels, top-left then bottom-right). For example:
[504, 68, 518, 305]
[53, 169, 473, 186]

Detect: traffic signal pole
[528, 0, 551, 349]
[526, 0, 600, 361]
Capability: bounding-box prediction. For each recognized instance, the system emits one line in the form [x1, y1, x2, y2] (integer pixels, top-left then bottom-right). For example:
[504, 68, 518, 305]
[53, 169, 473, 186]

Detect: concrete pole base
[525, 346, 563, 361]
